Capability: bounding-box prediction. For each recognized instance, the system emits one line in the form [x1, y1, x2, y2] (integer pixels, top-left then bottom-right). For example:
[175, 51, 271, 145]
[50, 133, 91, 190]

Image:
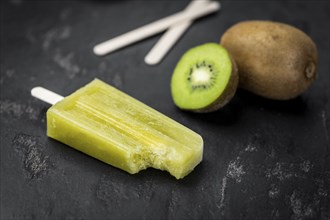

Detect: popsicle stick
[31, 87, 64, 105]
[93, 1, 220, 56]
[145, 0, 213, 65]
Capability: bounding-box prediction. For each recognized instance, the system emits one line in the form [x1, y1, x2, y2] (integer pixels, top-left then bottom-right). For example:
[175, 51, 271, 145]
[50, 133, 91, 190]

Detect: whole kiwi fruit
[220, 20, 318, 100]
[171, 43, 238, 113]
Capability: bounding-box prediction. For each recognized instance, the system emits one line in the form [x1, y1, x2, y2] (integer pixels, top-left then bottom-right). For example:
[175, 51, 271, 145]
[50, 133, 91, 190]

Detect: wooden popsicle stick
[145, 0, 214, 65]
[31, 87, 64, 105]
[93, 1, 220, 56]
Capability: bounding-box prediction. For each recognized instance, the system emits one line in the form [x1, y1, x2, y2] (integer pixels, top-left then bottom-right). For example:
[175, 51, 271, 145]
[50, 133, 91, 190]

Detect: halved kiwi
[171, 43, 238, 113]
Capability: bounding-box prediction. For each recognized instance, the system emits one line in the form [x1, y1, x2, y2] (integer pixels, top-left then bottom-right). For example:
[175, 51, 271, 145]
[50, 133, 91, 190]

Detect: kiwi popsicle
[43, 79, 203, 179]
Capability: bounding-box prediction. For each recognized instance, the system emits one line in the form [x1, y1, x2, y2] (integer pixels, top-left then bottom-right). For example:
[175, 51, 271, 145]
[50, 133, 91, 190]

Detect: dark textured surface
[1, 0, 329, 219]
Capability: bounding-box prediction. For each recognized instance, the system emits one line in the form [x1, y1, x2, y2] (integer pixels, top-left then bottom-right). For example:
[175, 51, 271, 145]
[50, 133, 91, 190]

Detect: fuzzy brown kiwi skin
[220, 20, 318, 100]
[192, 55, 239, 113]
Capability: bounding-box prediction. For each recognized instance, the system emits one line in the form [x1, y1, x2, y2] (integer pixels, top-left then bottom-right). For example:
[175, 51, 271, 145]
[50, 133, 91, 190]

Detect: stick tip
[93, 45, 105, 56]
[31, 86, 43, 97]
[144, 55, 160, 66]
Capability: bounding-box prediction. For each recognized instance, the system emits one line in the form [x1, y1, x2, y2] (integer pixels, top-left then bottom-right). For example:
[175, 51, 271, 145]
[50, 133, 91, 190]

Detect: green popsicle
[47, 79, 203, 179]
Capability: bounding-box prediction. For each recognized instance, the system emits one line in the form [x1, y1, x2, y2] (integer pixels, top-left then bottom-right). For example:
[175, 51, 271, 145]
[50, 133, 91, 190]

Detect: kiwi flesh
[220, 20, 318, 100]
[171, 43, 238, 113]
